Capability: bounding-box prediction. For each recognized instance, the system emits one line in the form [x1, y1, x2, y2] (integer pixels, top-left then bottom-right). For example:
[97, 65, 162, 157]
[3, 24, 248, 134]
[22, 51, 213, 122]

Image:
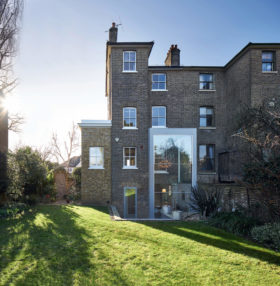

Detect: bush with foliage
[251, 223, 280, 251]
[208, 211, 260, 237]
[6, 147, 56, 205]
[190, 185, 221, 217]
[0, 202, 28, 219]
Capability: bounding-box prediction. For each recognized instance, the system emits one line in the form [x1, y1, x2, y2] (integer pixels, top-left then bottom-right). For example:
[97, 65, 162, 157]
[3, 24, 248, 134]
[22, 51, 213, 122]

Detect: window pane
[158, 74, 166, 82]
[130, 52, 136, 62]
[124, 148, 129, 156]
[158, 118, 166, 127]
[152, 118, 158, 126]
[129, 108, 136, 118]
[158, 107, 166, 117]
[96, 156, 103, 166]
[152, 107, 159, 117]
[130, 157, 135, 166]
[159, 82, 166, 90]
[124, 108, 130, 117]
[125, 157, 130, 166]
[200, 74, 212, 82]
[130, 148, 135, 156]
[199, 145, 206, 160]
[129, 62, 136, 71]
[206, 108, 213, 115]
[152, 74, 159, 82]
[124, 52, 129, 62]
[200, 118, 206, 127]
[95, 147, 103, 158]
[130, 119, 136, 127]
[200, 107, 206, 115]
[206, 115, 213, 126]
[208, 145, 214, 159]
[123, 62, 129, 71]
[152, 82, 158, 90]
[262, 52, 273, 61]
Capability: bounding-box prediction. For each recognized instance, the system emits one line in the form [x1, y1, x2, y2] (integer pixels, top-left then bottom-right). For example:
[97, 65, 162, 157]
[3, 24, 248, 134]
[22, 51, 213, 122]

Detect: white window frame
[123, 51, 136, 72]
[123, 107, 137, 129]
[151, 73, 167, 91]
[199, 73, 215, 90]
[152, 106, 166, 128]
[89, 147, 104, 169]
[123, 147, 137, 169]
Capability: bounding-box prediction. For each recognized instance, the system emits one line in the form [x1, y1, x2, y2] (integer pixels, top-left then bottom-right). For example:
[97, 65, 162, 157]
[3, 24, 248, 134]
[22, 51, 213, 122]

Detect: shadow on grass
[0, 205, 94, 285]
[136, 221, 280, 266]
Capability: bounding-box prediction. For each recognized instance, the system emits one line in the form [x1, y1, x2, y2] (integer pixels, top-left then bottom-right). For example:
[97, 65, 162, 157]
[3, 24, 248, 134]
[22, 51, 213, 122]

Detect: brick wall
[81, 127, 111, 205]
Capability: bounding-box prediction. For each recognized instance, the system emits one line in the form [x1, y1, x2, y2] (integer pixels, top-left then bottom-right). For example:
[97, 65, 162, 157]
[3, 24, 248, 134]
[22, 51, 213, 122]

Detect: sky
[9, 0, 280, 152]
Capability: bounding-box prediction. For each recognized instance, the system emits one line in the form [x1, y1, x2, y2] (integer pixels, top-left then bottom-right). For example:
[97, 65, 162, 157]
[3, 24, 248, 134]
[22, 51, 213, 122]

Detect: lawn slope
[0, 205, 279, 286]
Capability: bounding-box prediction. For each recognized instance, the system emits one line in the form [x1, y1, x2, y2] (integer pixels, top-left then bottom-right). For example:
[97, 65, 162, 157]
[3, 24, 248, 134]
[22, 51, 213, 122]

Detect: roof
[61, 156, 81, 168]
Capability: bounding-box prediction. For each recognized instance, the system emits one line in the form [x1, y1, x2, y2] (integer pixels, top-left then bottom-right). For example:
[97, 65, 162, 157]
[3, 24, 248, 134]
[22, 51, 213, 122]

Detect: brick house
[79, 23, 280, 219]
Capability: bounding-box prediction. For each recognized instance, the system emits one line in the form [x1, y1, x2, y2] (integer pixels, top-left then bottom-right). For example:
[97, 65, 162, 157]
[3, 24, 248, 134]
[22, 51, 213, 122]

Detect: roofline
[107, 41, 154, 46]
[225, 42, 280, 69]
[78, 120, 112, 128]
[148, 66, 223, 71]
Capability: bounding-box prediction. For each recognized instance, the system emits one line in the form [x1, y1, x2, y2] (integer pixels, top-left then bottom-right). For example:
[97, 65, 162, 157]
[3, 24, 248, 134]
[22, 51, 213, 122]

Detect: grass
[0, 206, 279, 286]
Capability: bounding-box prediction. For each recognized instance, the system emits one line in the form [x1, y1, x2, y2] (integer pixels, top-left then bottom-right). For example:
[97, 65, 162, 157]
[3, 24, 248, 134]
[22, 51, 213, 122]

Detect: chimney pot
[165, 44, 180, 66]
[109, 23, 118, 42]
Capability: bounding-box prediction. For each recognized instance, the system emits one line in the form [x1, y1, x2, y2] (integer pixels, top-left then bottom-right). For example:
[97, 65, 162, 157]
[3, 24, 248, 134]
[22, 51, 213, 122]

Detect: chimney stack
[109, 22, 118, 42]
[165, 44, 180, 66]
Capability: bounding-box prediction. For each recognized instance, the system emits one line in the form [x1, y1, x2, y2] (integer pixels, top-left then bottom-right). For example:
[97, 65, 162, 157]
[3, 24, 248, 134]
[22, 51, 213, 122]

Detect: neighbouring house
[61, 156, 81, 174]
[54, 156, 81, 199]
[79, 23, 280, 219]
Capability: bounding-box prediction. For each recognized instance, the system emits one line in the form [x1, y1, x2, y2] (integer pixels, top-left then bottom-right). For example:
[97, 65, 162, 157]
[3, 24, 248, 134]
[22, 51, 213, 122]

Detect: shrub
[190, 185, 221, 217]
[251, 223, 280, 251]
[0, 202, 28, 218]
[208, 211, 260, 236]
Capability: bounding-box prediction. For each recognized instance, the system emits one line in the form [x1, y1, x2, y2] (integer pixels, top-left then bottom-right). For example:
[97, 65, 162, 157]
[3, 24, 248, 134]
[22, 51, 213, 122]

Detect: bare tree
[50, 122, 80, 171]
[8, 112, 24, 132]
[0, 0, 23, 201]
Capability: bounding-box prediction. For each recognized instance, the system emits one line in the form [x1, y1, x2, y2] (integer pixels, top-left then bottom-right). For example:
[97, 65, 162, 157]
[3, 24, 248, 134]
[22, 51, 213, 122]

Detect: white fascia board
[78, 120, 112, 128]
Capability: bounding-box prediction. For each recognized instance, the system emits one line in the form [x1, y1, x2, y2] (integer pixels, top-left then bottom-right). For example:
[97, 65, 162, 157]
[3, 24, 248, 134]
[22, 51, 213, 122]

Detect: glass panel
[206, 108, 213, 115]
[124, 52, 130, 62]
[158, 118, 166, 127]
[206, 115, 213, 126]
[199, 145, 206, 160]
[124, 108, 130, 117]
[152, 82, 158, 90]
[130, 51, 136, 62]
[129, 62, 136, 71]
[200, 74, 212, 82]
[153, 134, 192, 218]
[96, 156, 103, 166]
[123, 119, 130, 127]
[262, 52, 273, 61]
[125, 188, 136, 218]
[124, 148, 129, 156]
[130, 157, 135, 166]
[152, 74, 159, 82]
[152, 107, 158, 117]
[152, 118, 158, 127]
[158, 107, 166, 117]
[124, 157, 130, 166]
[158, 74, 166, 82]
[130, 119, 136, 127]
[95, 147, 103, 158]
[159, 82, 166, 90]
[200, 118, 206, 127]
[123, 62, 129, 71]
[130, 148, 135, 156]
[129, 108, 136, 117]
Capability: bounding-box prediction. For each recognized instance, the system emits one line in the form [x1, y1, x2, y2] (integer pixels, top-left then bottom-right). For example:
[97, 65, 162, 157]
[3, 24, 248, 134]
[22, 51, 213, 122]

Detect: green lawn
[0, 206, 280, 286]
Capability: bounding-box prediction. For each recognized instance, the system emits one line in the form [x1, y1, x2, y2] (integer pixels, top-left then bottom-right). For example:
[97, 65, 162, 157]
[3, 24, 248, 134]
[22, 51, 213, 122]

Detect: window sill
[262, 71, 278, 74]
[88, 167, 104, 170]
[122, 127, 138, 130]
[151, 89, 168, 92]
[199, 172, 216, 175]
[155, 170, 169, 174]
[199, 89, 216, 92]
[199, 127, 216, 130]
[122, 70, 138, 73]
[122, 167, 138, 170]
[152, 126, 167, 128]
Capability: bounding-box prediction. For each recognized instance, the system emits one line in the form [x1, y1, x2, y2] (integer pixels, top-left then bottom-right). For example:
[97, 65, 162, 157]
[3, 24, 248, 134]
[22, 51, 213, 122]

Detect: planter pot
[162, 205, 171, 215]
[172, 210, 182, 220]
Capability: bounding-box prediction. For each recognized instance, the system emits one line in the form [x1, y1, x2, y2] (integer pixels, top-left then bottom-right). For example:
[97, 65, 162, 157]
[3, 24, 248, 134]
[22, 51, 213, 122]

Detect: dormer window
[262, 51, 275, 72]
[123, 51, 136, 72]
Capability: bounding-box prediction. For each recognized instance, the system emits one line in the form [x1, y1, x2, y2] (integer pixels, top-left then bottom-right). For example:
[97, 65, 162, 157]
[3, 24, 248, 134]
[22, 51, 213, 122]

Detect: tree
[233, 99, 280, 220]
[0, 0, 23, 202]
